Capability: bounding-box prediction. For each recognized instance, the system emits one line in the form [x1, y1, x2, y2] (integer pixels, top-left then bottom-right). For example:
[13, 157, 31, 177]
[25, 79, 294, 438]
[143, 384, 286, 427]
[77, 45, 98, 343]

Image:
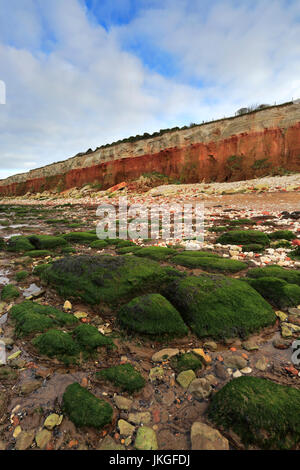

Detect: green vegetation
[228, 218, 256, 226]
[242, 244, 264, 252]
[32, 329, 80, 364]
[10, 301, 77, 336]
[164, 274, 275, 339]
[172, 253, 246, 273]
[1, 284, 20, 301]
[270, 240, 291, 248]
[14, 270, 29, 282]
[246, 277, 300, 308]
[117, 245, 142, 254]
[247, 265, 300, 285]
[0, 237, 5, 250]
[268, 230, 295, 241]
[72, 324, 115, 352]
[60, 246, 77, 254]
[118, 293, 188, 337]
[216, 230, 270, 246]
[39, 254, 181, 305]
[135, 246, 177, 261]
[208, 376, 300, 449]
[62, 382, 113, 429]
[170, 352, 203, 372]
[7, 234, 67, 252]
[251, 158, 270, 170]
[27, 250, 51, 258]
[62, 231, 98, 244]
[90, 240, 109, 249]
[96, 363, 145, 392]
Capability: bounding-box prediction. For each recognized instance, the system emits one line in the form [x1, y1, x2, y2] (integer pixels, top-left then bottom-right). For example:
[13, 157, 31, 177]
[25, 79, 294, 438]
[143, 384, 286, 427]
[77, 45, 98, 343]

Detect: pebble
[176, 369, 196, 389]
[191, 422, 229, 450]
[151, 348, 179, 362]
[35, 429, 52, 449]
[134, 427, 158, 450]
[63, 300, 72, 311]
[118, 419, 135, 437]
[44, 414, 63, 430]
[128, 412, 151, 425]
[188, 378, 212, 400]
[15, 430, 35, 450]
[232, 370, 242, 378]
[114, 395, 133, 411]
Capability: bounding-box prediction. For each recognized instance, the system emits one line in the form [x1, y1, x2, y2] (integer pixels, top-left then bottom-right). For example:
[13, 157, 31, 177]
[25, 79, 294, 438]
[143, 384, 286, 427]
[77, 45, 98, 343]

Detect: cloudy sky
[0, 0, 300, 179]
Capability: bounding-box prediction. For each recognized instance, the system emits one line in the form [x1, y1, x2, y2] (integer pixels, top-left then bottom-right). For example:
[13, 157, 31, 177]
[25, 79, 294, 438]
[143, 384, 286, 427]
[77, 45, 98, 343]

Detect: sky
[0, 0, 300, 179]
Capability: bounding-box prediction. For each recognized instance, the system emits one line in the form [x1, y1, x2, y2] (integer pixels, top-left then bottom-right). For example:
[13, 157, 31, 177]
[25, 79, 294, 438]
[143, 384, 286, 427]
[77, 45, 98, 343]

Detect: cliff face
[1, 102, 300, 196]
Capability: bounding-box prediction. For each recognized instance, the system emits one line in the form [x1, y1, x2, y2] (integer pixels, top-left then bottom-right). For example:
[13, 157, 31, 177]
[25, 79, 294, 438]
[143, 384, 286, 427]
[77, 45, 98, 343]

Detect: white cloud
[0, 0, 299, 178]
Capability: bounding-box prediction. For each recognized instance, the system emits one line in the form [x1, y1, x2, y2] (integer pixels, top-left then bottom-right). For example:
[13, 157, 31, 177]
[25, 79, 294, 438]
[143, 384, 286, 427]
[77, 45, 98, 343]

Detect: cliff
[1, 101, 300, 196]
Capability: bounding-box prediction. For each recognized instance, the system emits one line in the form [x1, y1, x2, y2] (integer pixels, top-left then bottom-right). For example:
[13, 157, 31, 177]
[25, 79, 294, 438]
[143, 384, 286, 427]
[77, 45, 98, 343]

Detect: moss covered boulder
[246, 277, 300, 308]
[7, 235, 67, 252]
[89, 240, 109, 249]
[216, 230, 270, 246]
[63, 383, 113, 429]
[72, 324, 115, 352]
[32, 329, 80, 364]
[1, 284, 20, 301]
[170, 352, 203, 372]
[96, 364, 145, 392]
[135, 246, 177, 261]
[164, 274, 275, 339]
[248, 265, 300, 286]
[117, 293, 188, 337]
[62, 231, 98, 244]
[38, 254, 181, 305]
[172, 253, 246, 273]
[208, 376, 300, 449]
[268, 230, 295, 241]
[10, 301, 77, 336]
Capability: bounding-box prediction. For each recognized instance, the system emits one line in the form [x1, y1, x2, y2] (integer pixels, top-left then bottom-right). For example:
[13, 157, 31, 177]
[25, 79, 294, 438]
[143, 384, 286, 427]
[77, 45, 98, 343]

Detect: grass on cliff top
[96, 363, 145, 392]
[216, 230, 270, 246]
[10, 300, 78, 337]
[38, 254, 182, 305]
[117, 293, 188, 338]
[171, 253, 246, 273]
[63, 382, 113, 429]
[208, 376, 300, 449]
[163, 274, 276, 340]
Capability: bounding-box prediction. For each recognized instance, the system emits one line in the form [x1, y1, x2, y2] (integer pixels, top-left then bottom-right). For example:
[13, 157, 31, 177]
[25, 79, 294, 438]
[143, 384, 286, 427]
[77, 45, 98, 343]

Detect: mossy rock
[90, 240, 109, 249]
[39, 254, 181, 305]
[290, 246, 300, 260]
[96, 363, 145, 392]
[172, 254, 246, 273]
[228, 218, 256, 226]
[62, 231, 98, 244]
[7, 235, 67, 252]
[170, 352, 203, 373]
[62, 382, 113, 429]
[242, 244, 264, 253]
[60, 246, 77, 254]
[72, 324, 115, 352]
[207, 226, 228, 233]
[113, 240, 136, 248]
[10, 301, 78, 336]
[33, 263, 50, 276]
[32, 329, 80, 364]
[118, 293, 188, 338]
[27, 250, 51, 258]
[270, 240, 291, 249]
[216, 230, 270, 246]
[246, 277, 300, 308]
[1, 284, 20, 301]
[15, 271, 29, 282]
[135, 246, 177, 261]
[268, 230, 295, 241]
[117, 246, 142, 254]
[7, 236, 35, 252]
[247, 265, 300, 286]
[164, 274, 275, 339]
[208, 376, 300, 449]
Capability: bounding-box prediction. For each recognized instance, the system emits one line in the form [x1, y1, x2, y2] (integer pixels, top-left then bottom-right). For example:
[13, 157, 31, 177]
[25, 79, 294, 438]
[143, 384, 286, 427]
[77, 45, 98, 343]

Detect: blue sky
[0, 0, 300, 178]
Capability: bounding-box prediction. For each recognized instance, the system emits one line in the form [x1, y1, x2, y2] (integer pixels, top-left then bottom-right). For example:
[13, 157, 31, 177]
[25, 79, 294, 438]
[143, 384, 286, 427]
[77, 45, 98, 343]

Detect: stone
[240, 367, 252, 374]
[0, 391, 6, 417]
[128, 412, 151, 425]
[114, 395, 133, 411]
[177, 369, 196, 389]
[288, 308, 300, 317]
[21, 380, 42, 395]
[214, 362, 229, 380]
[203, 341, 218, 351]
[255, 356, 268, 371]
[191, 422, 229, 450]
[193, 348, 211, 364]
[223, 354, 247, 370]
[273, 338, 290, 349]
[44, 414, 63, 430]
[205, 374, 218, 386]
[7, 350, 22, 361]
[74, 311, 88, 319]
[118, 419, 135, 437]
[98, 435, 125, 451]
[281, 324, 293, 337]
[242, 340, 259, 351]
[15, 430, 35, 450]
[152, 348, 179, 362]
[188, 378, 212, 400]
[149, 367, 164, 382]
[2, 337, 14, 347]
[275, 310, 288, 322]
[232, 370, 242, 378]
[13, 425, 22, 439]
[0, 440, 6, 450]
[134, 427, 158, 450]
[35, 429, 52, 449]
[63, 300, 72, 311]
